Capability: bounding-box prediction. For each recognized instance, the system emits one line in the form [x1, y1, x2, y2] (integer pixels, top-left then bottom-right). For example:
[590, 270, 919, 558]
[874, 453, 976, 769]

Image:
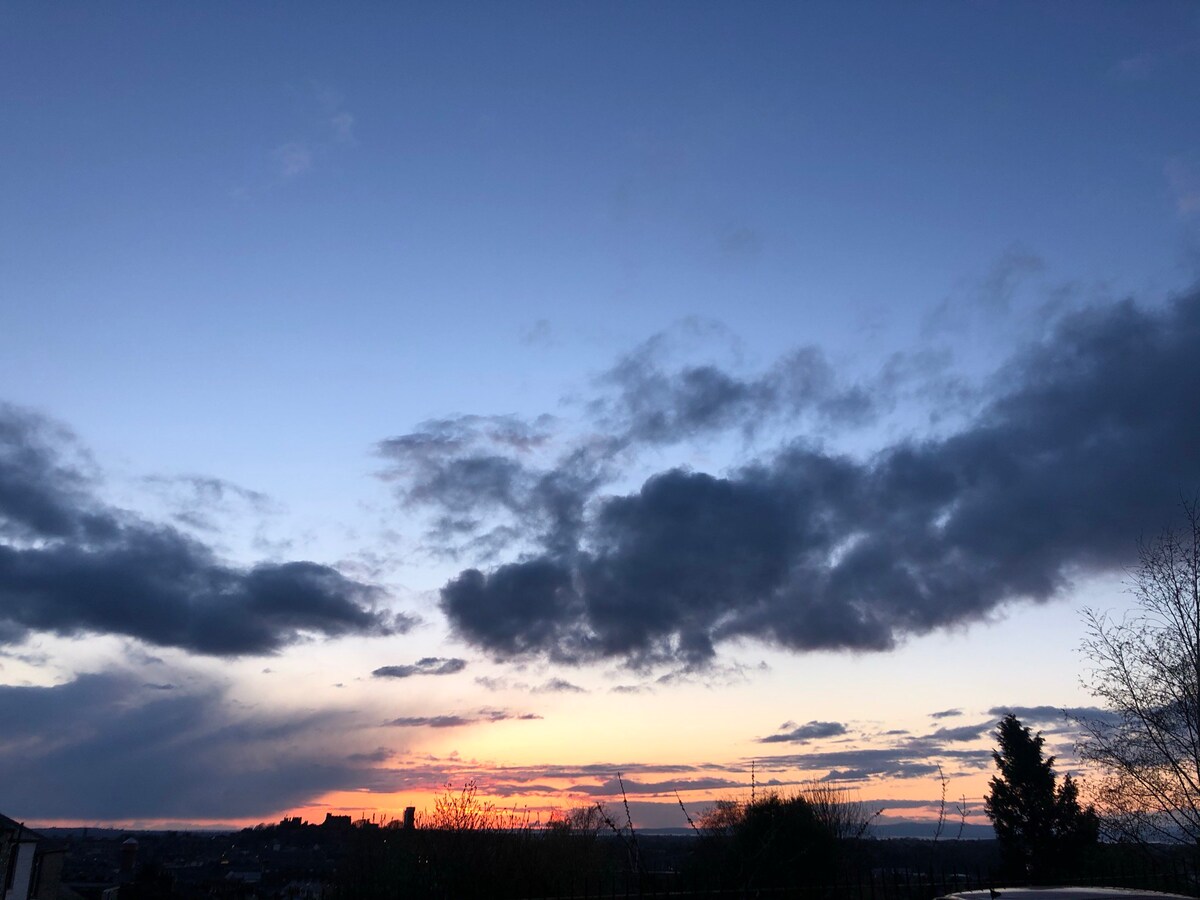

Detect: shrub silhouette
[686, 789, 847, 892]
[338, 782, 616, 899]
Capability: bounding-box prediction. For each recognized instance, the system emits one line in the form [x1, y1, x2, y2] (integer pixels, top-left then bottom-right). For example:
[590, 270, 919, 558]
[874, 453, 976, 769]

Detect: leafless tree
[1075, 500, 1200, 847]
[802, 782, 882, 841]
[426, 780, 501, 831]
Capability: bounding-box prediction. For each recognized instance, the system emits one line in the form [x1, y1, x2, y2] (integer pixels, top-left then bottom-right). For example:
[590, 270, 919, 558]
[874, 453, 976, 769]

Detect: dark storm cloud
[0, 405, 105, 542]
[757, 720, 848, 744]
[377, 334, 930, 564]
[373, 657, 467, 679]
[0, 404, 404, 656]
[0, 672, 366, 820]
[436, 292, 1200, 667]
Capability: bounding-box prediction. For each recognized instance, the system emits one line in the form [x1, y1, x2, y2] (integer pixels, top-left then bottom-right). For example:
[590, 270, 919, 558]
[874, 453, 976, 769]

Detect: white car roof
[937, 890, 1194, 900]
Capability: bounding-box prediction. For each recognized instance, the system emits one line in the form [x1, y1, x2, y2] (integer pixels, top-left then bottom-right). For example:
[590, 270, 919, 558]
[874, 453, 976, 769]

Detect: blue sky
[2, 2, 1199, 828]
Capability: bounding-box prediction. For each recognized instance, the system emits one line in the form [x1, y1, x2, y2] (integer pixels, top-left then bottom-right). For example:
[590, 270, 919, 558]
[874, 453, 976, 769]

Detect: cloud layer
[0, 672, 363, 819]
[393, 292, 1200, 667]
[0, 405, 405, 656]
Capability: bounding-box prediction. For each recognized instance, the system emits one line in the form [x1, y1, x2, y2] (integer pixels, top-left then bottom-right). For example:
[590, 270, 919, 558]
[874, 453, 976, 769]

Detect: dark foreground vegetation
[46, 799, 1200, 899]
[334, 801, 1199, 900]
[341, 838, 1198, 900]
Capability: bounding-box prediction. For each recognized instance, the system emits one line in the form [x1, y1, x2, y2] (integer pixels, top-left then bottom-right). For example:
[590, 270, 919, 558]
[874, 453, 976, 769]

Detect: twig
[676, 791, 699, 835]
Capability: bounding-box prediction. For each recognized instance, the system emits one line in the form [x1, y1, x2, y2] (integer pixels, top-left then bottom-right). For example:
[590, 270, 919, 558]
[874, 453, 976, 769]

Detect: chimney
[120, 837, 138, 881]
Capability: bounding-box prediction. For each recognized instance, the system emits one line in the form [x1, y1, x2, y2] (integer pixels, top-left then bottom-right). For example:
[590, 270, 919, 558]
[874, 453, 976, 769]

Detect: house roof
[0, 812, 45, 842]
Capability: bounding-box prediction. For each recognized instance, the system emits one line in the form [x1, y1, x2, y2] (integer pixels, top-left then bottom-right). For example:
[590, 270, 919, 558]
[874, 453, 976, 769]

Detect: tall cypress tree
[984, 714, 1098, 878]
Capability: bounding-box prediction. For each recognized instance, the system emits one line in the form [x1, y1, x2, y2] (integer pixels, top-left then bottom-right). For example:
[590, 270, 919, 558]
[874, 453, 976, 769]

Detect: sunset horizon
[3, 2, 1199, 859]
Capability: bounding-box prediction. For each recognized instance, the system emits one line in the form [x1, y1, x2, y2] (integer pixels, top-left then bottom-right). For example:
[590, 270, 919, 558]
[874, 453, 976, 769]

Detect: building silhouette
[1, 813, 63, 900]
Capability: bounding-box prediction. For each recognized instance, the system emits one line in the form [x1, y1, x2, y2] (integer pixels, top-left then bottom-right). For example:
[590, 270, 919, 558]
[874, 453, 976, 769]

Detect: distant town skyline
[2, 1, 1199, 831]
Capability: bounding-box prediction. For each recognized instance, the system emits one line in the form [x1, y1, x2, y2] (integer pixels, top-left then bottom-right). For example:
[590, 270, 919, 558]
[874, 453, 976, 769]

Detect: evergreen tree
[984, 714, 1098, 878]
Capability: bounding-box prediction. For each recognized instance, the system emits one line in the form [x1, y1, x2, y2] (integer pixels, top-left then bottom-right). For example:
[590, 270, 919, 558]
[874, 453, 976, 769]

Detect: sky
[2, 1, 1200, 833]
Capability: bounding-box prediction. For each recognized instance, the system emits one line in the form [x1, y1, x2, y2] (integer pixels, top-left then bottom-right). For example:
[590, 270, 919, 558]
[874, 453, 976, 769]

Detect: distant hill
[626, 822, 998, 839]
[872, 821, 996, 840]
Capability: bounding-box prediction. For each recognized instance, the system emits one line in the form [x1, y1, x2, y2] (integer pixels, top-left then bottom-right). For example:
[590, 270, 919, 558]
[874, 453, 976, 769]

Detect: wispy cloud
[533, 678, 587, 694]
[274, 141, 314, 178]
[373, 657, 467, 679]
[1166, 157, 1200, 216]
[267, 83, 357, 181]
[386, 708, 541, 728]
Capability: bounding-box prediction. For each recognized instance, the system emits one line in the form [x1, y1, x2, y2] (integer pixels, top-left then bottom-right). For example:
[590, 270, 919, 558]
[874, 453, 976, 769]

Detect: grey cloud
[533, 678, 587, 694]
[386, 708, 540, 728]
[758, 741, 994, 783]
[142, 473, 274, 533]
[594, 341, 876, 445]
[567, 777, 744, 796]
[929, 708, 962, 719]
[346, 748, 394, 763]
[521, 319, 555, 348]
[819, 766, 941, 782]
[0, 404, 404, 656]
[143, 474, 271, 511]
[354, 757, 718, 798]
[379, 338, 901, 563]
[387, 715, 473, 728]
[923, 246, 1047, 336]
[438, 293, 1200, 668]
[0, 672, 367, 820]
[716, 225, 764, 261]
[987, 705, 1122, 728]
[483, 760, 708, 783]
[373, 657, 467, 679]
[758, 721, 848, 744]
[977, 246, 1045, 313]
[0, 405, 105, 543]
[922, 721, 993, 743]
[483, 782, 562, 798]
[377, 414, 602, 559]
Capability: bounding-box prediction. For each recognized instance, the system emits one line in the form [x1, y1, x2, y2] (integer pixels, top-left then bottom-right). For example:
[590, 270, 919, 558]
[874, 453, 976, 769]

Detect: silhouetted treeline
[43, 810, 1200, 899]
